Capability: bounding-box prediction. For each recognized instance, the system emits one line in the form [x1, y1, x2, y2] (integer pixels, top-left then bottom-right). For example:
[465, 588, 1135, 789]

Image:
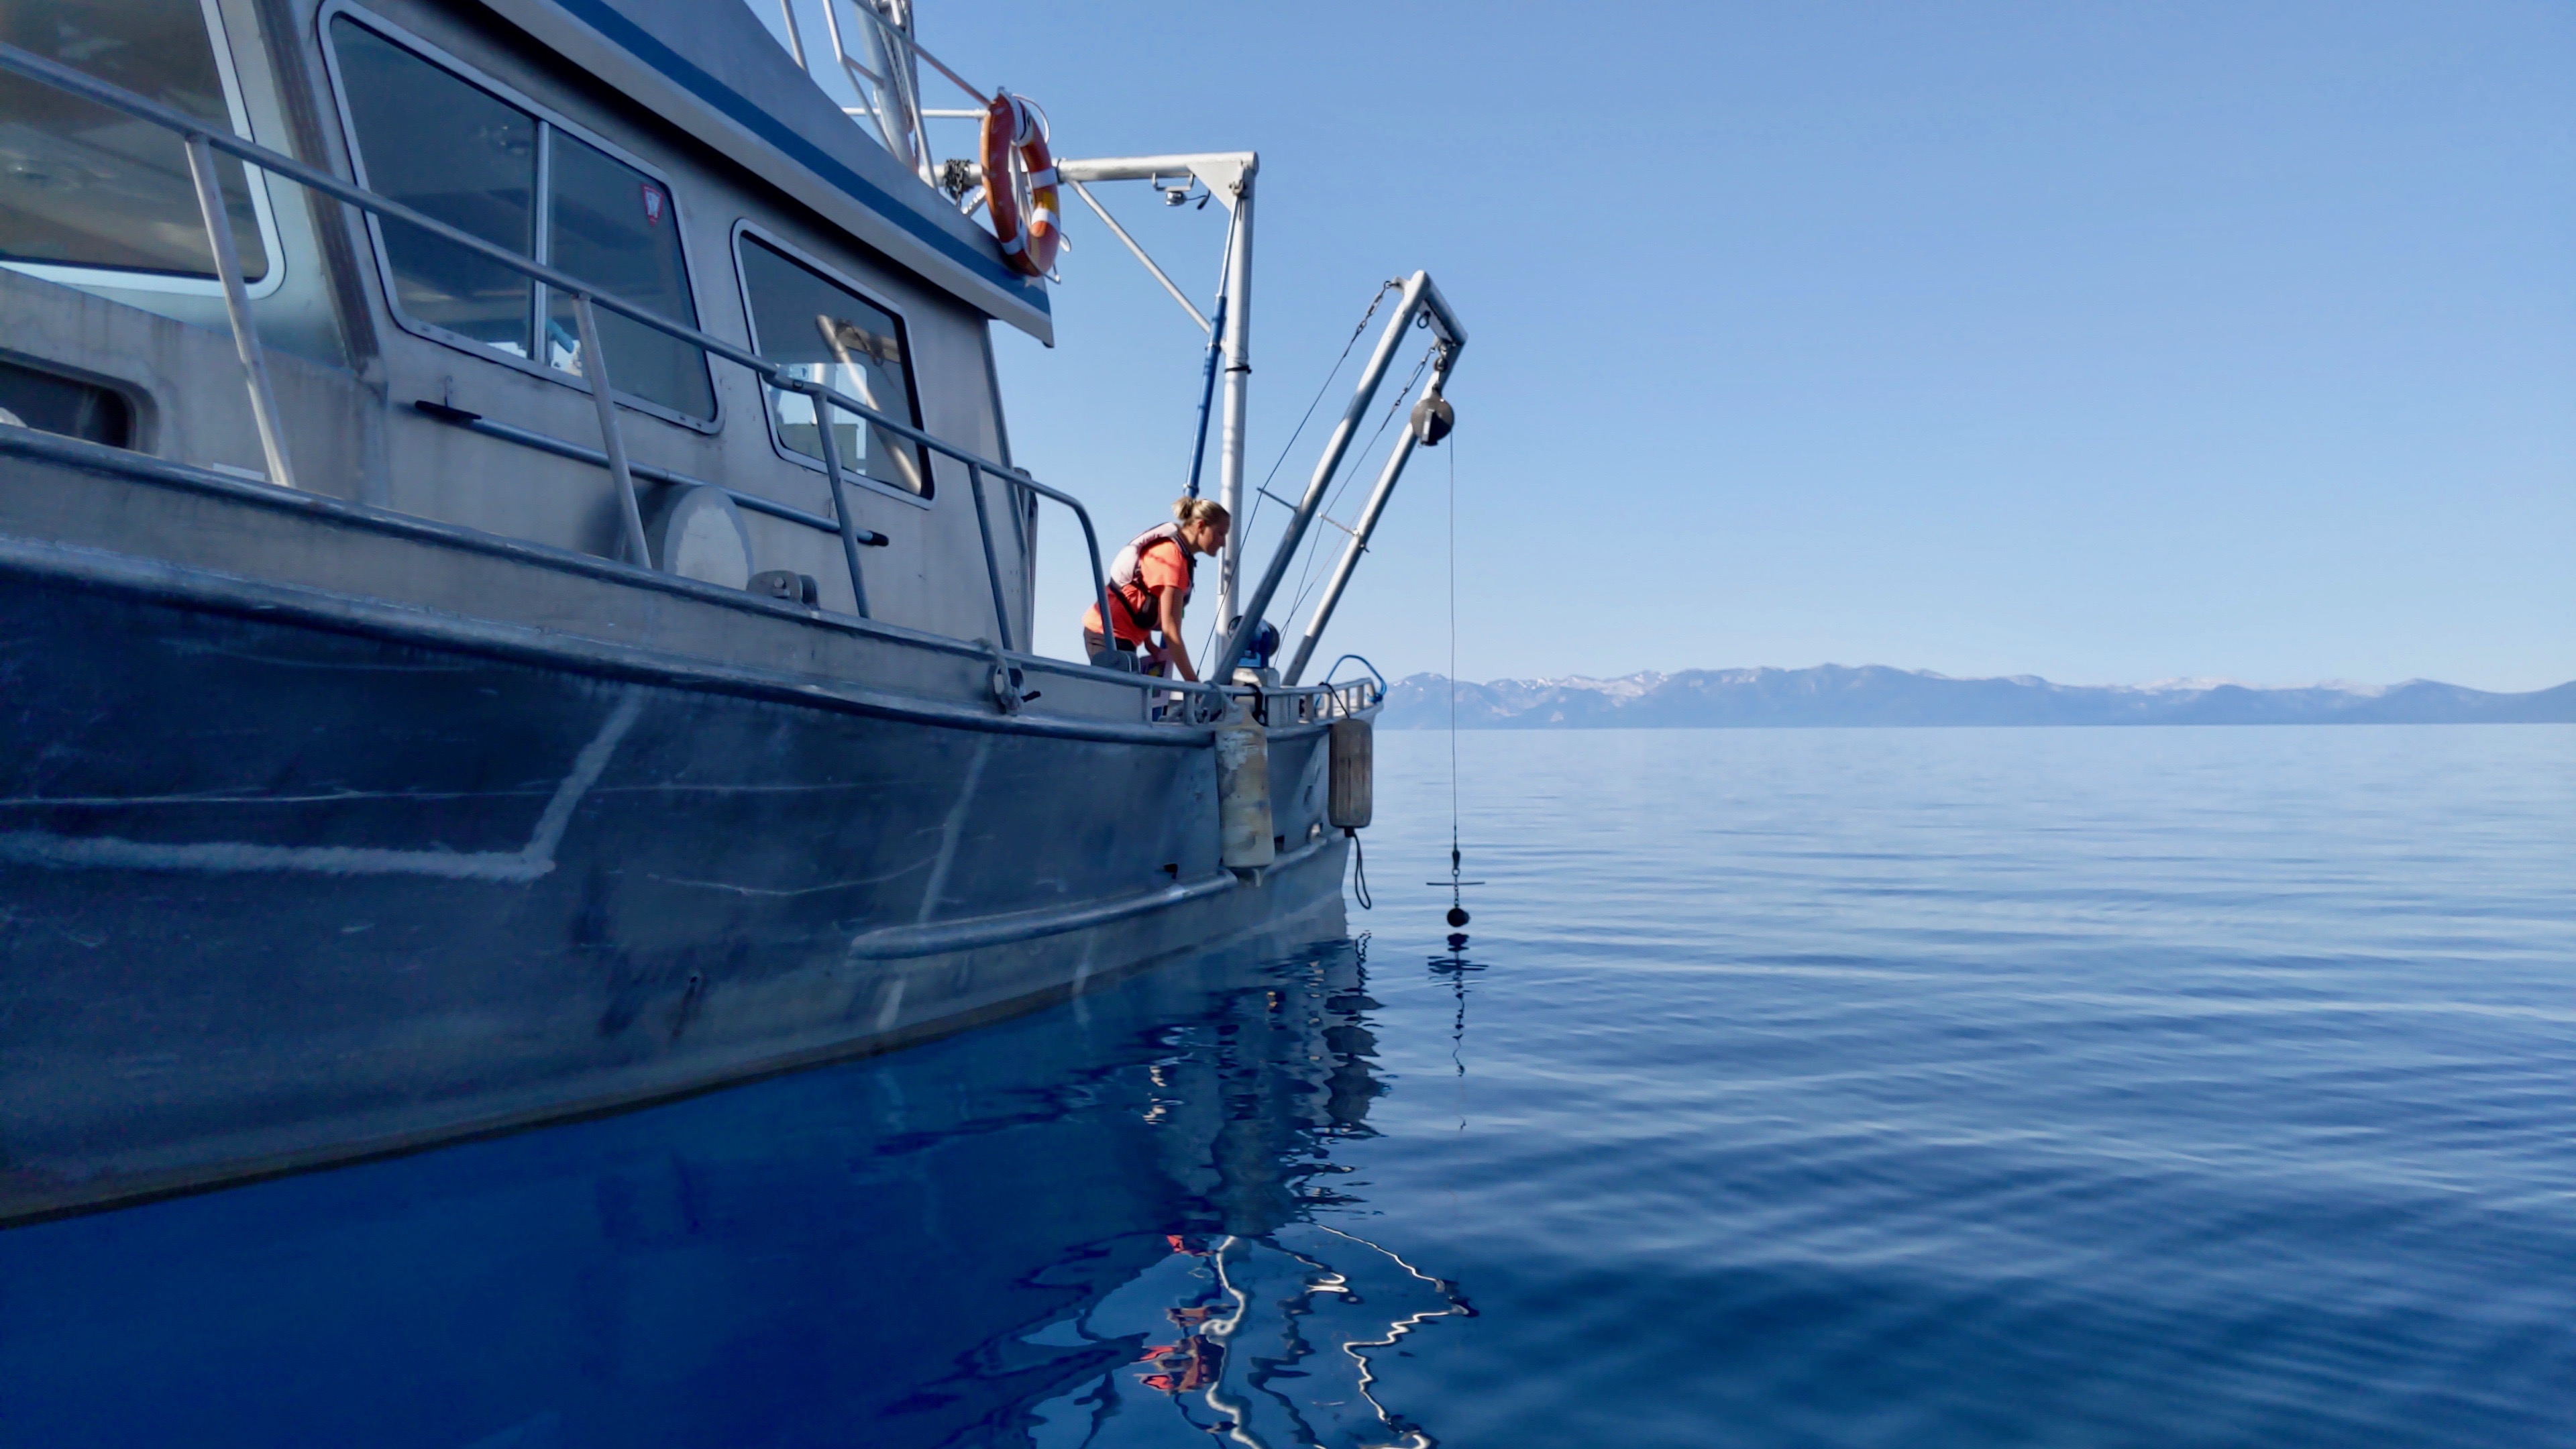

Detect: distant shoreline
[1377, 665, 2576, 729]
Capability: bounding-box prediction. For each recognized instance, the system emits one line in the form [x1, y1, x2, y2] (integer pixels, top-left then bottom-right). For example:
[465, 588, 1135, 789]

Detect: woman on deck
[1084, 497, 1232, 682]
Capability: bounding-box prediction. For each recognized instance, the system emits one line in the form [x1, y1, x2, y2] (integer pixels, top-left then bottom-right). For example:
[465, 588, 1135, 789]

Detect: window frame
[315, 1, 719, 433]
[729, 218, 936, 509]
[0, 0, 289, 301]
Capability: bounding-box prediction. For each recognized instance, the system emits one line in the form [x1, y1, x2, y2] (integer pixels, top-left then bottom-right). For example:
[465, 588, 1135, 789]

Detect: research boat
[0, 0, 1464, 1223]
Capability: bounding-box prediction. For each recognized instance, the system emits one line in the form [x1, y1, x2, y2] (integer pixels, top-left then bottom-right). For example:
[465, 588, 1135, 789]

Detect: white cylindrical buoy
[1215, 722, 1276, 870]
[1328, 718, 1373, 830]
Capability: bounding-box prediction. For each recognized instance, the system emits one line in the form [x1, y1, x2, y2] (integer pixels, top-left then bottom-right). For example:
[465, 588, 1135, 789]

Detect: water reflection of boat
[0, 928, 1464, 1448]
[1018, 1224, 1467, 1449]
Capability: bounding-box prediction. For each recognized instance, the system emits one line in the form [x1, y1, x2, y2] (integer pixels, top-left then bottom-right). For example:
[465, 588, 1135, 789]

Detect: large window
[735, 231, 930, 498]
[328, 19, 530, 352]
[325, 13, 712, 421]
[544, 132, 706, 421]
[0, 0, 274, 288]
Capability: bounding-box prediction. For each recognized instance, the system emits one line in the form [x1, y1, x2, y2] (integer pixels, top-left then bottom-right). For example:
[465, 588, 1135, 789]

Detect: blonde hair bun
[1173, 496, 1231, 526]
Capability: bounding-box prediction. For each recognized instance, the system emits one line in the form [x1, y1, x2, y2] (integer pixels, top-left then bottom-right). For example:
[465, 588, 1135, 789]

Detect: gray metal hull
[0, 439, 1354, 1224]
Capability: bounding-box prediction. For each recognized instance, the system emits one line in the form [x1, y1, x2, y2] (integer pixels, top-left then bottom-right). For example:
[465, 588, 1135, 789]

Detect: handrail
[408, 400, 888, 543]
[964, 460, 1014, 651]
[181, 133, 294, 492]
[570, 290, 651, 568]
[1321, 654, 1388, 694]
[0, 40, 1146, 694]
[789, 376, 873, 616]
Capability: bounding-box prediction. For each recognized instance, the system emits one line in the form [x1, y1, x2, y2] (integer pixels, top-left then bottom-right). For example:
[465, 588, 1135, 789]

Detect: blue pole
[1183, 294, 1228, 500]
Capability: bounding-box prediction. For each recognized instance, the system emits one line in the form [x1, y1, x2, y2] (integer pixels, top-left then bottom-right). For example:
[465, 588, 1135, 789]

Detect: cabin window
[0, 0, 275, 289]
[0, 358, 136, 449]
[328, 19, 533, 355]
[543, 133, 712, 419]
[325, 14, 712, 421]
[735, 232, 931, 498]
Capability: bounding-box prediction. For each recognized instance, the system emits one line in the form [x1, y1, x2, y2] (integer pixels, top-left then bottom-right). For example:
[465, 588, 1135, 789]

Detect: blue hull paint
[0, 938, 1395, 1447]
[0, 569, 1346, 1221]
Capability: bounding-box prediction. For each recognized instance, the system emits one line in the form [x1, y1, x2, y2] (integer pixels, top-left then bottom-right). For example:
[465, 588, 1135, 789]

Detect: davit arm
[1220, 270, 1468, 687]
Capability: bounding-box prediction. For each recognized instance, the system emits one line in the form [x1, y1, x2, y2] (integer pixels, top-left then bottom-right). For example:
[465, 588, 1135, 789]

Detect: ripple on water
[1, 724, 2569, 1447]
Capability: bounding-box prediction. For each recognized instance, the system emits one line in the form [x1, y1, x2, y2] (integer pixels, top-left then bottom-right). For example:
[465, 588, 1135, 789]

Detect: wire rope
[1239, 280, 1400, 541]
[1448, 426, 1459, 873]
[1199, 280, 1402, 667]
[1431, 431, 1479, 934]
[1278, 342, 1437, 629]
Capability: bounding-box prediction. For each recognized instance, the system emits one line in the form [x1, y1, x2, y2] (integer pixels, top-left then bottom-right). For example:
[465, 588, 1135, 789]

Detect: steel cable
[1201, 280, 1402, 667]
[1448, 427, 1460, 877]
[1278, 343, 1437, 631]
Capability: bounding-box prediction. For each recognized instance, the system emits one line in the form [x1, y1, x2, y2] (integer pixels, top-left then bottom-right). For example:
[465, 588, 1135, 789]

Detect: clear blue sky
[910, 2, 2571, 690]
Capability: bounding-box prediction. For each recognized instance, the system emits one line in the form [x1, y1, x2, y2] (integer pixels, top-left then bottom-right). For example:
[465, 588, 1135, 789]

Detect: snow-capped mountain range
[1375, 665, 2576, 729]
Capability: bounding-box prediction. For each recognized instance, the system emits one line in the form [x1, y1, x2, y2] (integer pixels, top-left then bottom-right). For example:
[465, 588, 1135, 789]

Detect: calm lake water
[5, 725, 2572, 1447]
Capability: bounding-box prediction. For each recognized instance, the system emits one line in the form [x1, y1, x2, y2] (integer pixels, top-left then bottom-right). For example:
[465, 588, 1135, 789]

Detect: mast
[1214, 160, 1254, 633]
[1052, 154, 1259, 631]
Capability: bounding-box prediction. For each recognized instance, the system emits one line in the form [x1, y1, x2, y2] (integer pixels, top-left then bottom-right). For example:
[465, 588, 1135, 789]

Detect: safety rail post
[796, 378, 871, 619]
[1005, 471, 1123, 674]
[964, 460, 1014, 652]
[182, 133, 295, 492]
[570, 292, 653, 569]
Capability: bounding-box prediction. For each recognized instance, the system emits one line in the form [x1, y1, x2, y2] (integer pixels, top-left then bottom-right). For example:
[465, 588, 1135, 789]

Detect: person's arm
[1157, 588, 1197, 682]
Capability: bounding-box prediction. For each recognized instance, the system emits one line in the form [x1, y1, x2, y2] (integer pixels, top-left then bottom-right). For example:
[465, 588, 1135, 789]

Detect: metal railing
[771, 0, 961, 189]
[0, 40, 1264, 717]
[407, 400, 881, 543]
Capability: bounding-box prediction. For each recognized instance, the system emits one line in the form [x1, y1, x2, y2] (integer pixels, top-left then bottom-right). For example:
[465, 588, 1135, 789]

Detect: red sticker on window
[641, 184, 665, 225]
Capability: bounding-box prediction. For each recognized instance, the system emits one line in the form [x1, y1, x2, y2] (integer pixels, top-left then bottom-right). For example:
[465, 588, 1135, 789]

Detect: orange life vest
[1099, 523, 1193, 643]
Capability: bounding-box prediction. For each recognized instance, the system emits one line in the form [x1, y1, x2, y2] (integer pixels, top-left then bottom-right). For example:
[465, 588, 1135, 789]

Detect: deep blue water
[4, 724, 2571, 1447]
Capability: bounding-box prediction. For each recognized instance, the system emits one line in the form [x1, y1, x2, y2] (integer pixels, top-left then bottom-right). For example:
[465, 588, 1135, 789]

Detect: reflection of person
[1138, 1305, 1224, 1394]
[1083, 497, 1231, 681]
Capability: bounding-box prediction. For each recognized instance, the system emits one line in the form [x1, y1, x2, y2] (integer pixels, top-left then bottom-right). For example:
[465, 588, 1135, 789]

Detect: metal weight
[1409, 390, 1454, 447]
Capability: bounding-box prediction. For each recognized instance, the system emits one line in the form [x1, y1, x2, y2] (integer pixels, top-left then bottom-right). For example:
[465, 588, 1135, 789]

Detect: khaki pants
[1083, 630, 1167, 676]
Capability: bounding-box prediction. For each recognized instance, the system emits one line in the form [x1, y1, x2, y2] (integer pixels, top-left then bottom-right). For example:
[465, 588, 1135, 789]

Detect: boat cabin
[1, 0, 1049, 644]
[0, 0, 1429, 1230]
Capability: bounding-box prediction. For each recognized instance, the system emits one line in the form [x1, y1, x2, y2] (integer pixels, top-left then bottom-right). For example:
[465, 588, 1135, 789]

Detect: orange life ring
[981, 92, 1059, 278]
